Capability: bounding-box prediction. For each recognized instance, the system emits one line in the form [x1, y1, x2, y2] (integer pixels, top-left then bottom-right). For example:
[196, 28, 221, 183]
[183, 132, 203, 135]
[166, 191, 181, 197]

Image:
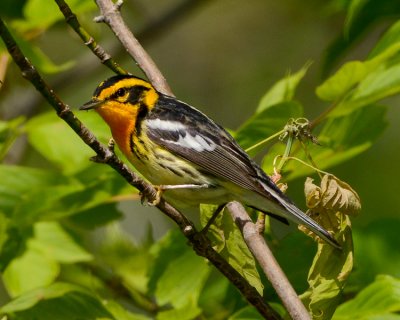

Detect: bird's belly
[125, 149, 232, 206]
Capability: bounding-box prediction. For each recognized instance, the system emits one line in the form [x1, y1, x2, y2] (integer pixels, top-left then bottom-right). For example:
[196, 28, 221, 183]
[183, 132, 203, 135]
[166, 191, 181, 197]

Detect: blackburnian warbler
[80, 74, 340, 249]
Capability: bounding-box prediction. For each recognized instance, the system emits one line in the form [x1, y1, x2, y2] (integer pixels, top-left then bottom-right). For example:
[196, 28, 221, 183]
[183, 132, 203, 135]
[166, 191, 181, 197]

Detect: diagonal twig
[227, 202, 311, 320]
[55, 0, 126, 75]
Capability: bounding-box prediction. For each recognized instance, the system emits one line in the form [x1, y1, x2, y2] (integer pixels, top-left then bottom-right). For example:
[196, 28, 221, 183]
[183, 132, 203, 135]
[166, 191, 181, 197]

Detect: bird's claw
[140, 186, 163, 206]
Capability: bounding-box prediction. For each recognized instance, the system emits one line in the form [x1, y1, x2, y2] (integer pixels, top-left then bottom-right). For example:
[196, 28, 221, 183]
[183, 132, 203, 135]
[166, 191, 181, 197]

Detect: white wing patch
[147, 119, 186, 131]
[147, 118, 216, 152]
[173, 133, 216, 152]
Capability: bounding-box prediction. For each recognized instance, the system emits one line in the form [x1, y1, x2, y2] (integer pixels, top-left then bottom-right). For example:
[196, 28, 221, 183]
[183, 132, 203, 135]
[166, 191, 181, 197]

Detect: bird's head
[80, 75, 158, 127]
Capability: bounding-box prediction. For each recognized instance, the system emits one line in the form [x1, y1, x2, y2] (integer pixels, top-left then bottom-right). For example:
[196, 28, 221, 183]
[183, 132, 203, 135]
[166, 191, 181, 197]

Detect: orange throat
[96, 107, 135, 158]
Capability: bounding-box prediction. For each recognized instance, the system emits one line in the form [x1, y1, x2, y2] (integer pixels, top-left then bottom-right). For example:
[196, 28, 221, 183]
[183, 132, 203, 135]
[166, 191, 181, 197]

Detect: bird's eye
[116, 88, 126, 97]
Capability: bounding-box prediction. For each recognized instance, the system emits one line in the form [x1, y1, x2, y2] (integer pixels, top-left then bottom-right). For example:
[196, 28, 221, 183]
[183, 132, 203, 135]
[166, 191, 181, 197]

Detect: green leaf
[235, 101, 303, 154]
[68, 203, 123, 229]
[0, 0, 25, 18]
[0, 165, 73, 216]
[369, 20, 400, 58]
[148, 230, 189, 294]
[316, 61, 368, 101]
[12, 0, 96, 32]
[228, 306, 264, 320]
[300, 214, 354, 319]
[30, 222, 92, 263]
[26, 112, 110, 174]
[317, 42, 400, 103]
[199, 204, 226, 253]
[2, 244, 60, 297]
[155, 250, 210, 308]
[0, 282, 114, 319]
[156, 299, 202, 320]
[333, 275, 400, 320]
[321, 1, 400, 76]
[104, 300, 152, 320]
[99, 224, 152, 293]
[344, 0, 368, 36]
[199, 206, 264, 295]
[2, 221, 91, 297]
[256, 63, 310, 113]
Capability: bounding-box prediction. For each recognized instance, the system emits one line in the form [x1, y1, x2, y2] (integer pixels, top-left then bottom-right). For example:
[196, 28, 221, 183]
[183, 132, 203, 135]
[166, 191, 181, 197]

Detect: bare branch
[95, 0, 173, 96]
[227, 201, 311, 320]
[55, 0, 126, 75]
[0, 17, 280, 320]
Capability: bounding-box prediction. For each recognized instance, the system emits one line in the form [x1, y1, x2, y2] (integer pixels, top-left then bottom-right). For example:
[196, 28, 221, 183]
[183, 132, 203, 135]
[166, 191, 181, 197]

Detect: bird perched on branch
[80, 74, 340, 249]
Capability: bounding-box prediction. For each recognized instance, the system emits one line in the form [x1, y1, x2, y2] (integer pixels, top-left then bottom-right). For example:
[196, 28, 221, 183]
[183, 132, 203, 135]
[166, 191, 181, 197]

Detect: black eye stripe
[110, 85, 150, 103]
[127, 85, 150, 105]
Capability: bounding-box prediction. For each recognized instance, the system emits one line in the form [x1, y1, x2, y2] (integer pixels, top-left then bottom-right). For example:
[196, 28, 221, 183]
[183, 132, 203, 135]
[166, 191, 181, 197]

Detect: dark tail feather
[281, 201, 342, 249]
[257, 179, 342, 249]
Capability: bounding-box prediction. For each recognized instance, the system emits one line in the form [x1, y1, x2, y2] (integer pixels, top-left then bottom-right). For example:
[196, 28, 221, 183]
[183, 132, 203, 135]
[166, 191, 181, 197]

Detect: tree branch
[0, 17, 280, 320]
[55, 0, 126, 75]
[94, 0, 173, 96]
[227, 202, 311, 320]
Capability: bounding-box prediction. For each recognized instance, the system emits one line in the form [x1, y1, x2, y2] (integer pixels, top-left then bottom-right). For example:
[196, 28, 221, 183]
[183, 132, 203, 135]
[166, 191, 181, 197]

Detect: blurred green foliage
[1, 0, 400, 319]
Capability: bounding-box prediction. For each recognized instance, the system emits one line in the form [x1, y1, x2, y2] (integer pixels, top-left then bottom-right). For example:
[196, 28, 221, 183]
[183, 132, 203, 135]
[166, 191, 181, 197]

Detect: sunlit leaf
[0, 165, 73, 215]
[30, 222, 92, 263]
[105, 300, 152, 320]
[0, 282, 114, 319]
[97, 224, 155, 313]
[333, 275, 400, 320]
[369, 20, 400, 58]
[12, 0, 96, 32]
[317, 43, 400, 103]
[156, 299, 202, 320]
[316, 61, 367, 101]
[257, 63, 310, 113]
[2, 245, 60, 297]
[149, 231, 210, 311]
[322, 0, 400, 76]
[228, 306, 264, 320]
[26, 112, 110, 174]
[200, 205, 263, 295]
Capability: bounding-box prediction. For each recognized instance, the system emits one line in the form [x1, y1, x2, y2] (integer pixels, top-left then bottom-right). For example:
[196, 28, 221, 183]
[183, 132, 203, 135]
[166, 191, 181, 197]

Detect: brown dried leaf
[320, 175, 361, 216]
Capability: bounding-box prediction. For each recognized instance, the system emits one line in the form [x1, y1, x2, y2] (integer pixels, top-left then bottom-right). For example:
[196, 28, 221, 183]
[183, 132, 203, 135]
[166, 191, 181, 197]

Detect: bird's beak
[79, 99, 104, 111]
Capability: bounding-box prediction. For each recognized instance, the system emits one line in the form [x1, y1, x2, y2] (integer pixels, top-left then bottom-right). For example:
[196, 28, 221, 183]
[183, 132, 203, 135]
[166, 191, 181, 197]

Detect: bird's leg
[144, 183, 210, 206]
[201, 203, 226, 235]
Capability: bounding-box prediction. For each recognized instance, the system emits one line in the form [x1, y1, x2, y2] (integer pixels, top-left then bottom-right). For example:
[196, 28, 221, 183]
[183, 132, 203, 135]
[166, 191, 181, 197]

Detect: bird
[80, 74, 341, 249]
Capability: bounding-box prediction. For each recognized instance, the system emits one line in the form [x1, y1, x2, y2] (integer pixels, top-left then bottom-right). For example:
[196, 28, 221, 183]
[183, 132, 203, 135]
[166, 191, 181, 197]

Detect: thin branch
[0, 17, 280, 320]
[94, 0, 173, 96]
[55, 0, 126, 75]
[226, 202, 311, 320]
[0, 52, 9, 91]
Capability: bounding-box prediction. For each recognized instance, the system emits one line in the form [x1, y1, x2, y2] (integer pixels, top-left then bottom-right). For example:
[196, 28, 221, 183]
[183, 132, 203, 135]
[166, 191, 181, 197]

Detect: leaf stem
[245, 129, 285, 153]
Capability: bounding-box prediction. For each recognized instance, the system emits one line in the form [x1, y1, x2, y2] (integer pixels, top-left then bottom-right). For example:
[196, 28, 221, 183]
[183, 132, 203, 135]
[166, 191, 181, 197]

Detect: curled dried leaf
[320, 175, 361, 216]
[304, 175, 361, 215]
[300, 175, 357, 319]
